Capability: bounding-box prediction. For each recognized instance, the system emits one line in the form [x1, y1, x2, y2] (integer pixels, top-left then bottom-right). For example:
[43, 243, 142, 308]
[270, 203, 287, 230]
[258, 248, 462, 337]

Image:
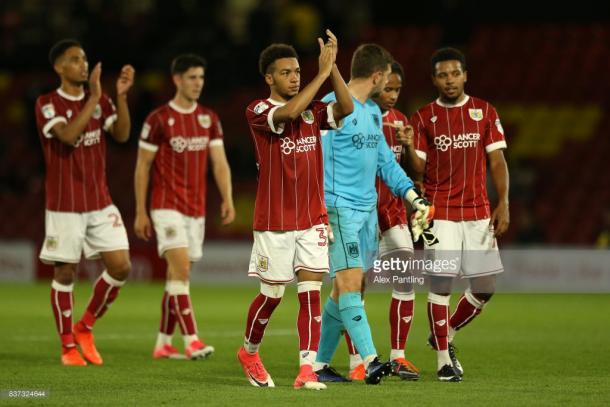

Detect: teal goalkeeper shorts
[327, 206, 379, 277]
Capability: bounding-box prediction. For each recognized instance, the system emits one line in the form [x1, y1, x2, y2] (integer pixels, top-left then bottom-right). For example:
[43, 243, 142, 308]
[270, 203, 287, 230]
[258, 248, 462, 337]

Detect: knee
[54, 263, 76, 285]
[168, 262, 190, 281]
[108, 260, 131, 281]
[473, 291, 494, 303]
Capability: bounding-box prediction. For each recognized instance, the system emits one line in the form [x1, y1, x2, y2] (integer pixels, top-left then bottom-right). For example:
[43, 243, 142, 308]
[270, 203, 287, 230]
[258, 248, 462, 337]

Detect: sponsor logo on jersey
[254, 101, 269, 115]
[257, 255, 269, 273]
[169, 136, 209, 153]
[93, 104, 102, 120]
[391, 144, 402, 161]
[346, 242, 359, 258]
[42, 103, 55, 119]
[141, 123, 151, 139]
[352, 133, 380, 150]
[469, 108, 483, 121]
[74, 129, 101, 148]
[280, 136, 317, 155]
[198, 114, 211, 129]
[433, 133, 481, 151]
[301, 110, 314, 124]
[495, 118, 504, 135]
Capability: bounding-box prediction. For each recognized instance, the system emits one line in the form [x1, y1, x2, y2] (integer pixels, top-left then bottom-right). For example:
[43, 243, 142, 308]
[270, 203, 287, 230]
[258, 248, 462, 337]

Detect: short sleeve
[484, 104, 507, 153]
[138, 111, 163, 152]
[411, 111, 429, 161]
[209, 111, 224, 148]
[36, 97, 68, 139]
[99, 94, 117, 132]
[246, 100, 284, 135]
[311, 100, 342, 131]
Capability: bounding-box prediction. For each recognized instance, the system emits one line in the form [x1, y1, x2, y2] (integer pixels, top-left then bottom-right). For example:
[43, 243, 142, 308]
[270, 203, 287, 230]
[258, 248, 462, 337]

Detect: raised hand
[89, 62, 102, 100]
[116, 64, 135, 96]
[317, 36, 334, 78]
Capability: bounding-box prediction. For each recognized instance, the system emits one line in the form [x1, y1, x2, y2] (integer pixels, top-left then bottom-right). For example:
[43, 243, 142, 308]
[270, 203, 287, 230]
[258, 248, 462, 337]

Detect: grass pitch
[1, 283, 609, 405]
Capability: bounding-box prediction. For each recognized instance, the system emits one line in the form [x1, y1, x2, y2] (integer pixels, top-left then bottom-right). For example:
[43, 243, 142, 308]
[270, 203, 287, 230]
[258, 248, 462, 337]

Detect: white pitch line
[11, 329, 297, 343]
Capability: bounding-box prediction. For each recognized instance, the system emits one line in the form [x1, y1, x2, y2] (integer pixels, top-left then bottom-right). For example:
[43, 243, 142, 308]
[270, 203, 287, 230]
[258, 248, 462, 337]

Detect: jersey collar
[267, 98, 286, 106]
[435, 94, 470, 108]
[57, 87, 85, 101]
[169, 100, 197, 114]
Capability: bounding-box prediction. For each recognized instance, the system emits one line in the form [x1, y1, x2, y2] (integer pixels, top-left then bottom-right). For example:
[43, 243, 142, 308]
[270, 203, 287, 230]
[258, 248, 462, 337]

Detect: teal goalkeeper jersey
[321, 92, 414, 210]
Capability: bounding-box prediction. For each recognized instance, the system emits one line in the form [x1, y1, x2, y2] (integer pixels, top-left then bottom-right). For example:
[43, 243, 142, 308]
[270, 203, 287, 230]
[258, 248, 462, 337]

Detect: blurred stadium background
[1, 0, 609, 285]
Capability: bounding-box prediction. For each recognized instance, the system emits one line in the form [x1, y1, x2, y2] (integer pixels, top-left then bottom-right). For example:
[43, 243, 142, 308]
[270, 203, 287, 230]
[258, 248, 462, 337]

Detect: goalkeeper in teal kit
[313, 44, 435, 384]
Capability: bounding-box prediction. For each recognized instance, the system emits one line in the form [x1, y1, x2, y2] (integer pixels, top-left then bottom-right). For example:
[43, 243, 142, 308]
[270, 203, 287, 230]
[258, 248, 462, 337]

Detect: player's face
[373, 72, 402, 111]
[55, 46, 89, 85]
[267, 58, 300, 99]
[432, 60, 467, 102]
[370, 64, 392, 97]
[175, 67, 205, 102]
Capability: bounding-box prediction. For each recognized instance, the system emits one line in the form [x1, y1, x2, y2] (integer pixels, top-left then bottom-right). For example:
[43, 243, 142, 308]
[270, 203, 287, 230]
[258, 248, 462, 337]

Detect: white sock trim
[392, 290, 415, 301]
[101, 270, 125, 287]
[260, 282, 285, 298]
[428, 292, 450, 306]
[51, 280, 74, 292]
[464, 288, 484, 309]
[390, 349, 405, 360]
[167, 280, 190, 295]
[297, 281, 322, 293]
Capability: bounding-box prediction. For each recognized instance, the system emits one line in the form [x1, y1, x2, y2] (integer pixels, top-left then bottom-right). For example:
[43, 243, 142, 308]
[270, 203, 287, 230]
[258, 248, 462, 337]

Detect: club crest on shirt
[198, 114, 211, 129]
[372, 114, 380, 127]
[93, 104, 102, 119]
[253, 101, 269, 115]
[165, 226, 177, 239]
[430, 115, 438, 123]
[495, 118, 504, 135]
[469, 108, 483, 121]
[45, 236, 58, 251]
[257, 255, 269, 272]
[41, 103, 55, 119]
[346, 242, 359, 258]
[301, 110, 314, 124]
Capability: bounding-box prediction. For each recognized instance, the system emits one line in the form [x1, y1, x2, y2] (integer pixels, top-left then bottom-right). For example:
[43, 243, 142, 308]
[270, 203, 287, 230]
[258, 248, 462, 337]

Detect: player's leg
[40, 210, 87, 366]
[380, 225, 419, 380]
[239, 229, 294, 387]
[345, 276, 365, 380]
[292, 224, 330, 390]
[424, 219, 462, 381]
[153, 282, 181, 359]
[449, 275, 496, 342]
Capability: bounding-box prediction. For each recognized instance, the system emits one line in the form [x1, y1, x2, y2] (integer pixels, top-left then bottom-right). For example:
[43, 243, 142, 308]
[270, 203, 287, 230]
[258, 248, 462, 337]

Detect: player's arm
[326, 30, 353, 121]
[209, 143, 236, 225]
[50, 62, 102, 145]
[272, 30, 335, 125]
[109, 65, 135, 143]
[488, 149, 510, 237]
[134, 147, 156, 241]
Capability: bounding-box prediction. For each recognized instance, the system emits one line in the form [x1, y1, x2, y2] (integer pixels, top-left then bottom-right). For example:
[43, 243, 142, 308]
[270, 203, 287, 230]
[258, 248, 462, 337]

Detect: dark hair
[431, 47, 466, 74]
[49, 39, 82, 66]
[350, 43, 393, 79]
[258, 43, 298, 76]
[390, 61, 405, 81]
[171, 54, 207, 75]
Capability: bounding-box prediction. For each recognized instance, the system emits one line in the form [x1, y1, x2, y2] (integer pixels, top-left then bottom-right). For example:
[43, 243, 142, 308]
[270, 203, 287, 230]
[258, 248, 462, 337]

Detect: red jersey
[139, 101, 223, 217]
[412, 95, 507, 221]
[35, 88, 117, 212]
[376, 108, 409, 232]
[246, 98, 338, 231]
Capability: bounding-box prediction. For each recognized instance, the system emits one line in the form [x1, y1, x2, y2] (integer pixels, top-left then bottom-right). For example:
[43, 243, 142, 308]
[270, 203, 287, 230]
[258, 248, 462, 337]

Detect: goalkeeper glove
[405, 189, 439, 245]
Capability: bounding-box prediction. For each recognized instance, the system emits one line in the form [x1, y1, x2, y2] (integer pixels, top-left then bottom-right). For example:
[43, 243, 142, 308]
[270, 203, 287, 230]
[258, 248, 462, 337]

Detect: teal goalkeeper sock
[315, 298, 344, 365]
[338, 292, 376, 359]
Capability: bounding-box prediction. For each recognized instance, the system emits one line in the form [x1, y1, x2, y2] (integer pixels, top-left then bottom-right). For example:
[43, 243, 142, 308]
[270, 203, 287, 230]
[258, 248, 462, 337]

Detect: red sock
[389, 291, 414, 352]
[172, 294, 198, 336]
[243, 293, 282, 353]
[450, 290, 484, 331]
[427, 293, 450, 351]
[51, 281, 75, 349]
[297, 282, 322, 365]
[344, 332, 358, 355]
[159, 291, 177, 335]
[81, 271, 124, 330]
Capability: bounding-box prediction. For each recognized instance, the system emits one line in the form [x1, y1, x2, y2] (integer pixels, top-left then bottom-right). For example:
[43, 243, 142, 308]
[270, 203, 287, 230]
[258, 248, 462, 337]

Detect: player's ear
[264, 73, 274, 86]
[463, 71, 468, 83]
[172, 74, 181, 88]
